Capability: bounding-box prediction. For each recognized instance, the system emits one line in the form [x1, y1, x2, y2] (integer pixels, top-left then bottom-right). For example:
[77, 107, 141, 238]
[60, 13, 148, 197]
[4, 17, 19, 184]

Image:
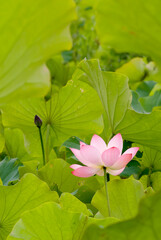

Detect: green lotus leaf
[116, 58, 147, 84]
[136, 81, 156, 97]
[139, 146, 161, 190]
[62, 136, 82, 150]
[95, 0, 161, 72]
[1, 80, 103, 163]
[59, 192, 92, 216]
[73, 58, 131, 142]
[140, 173, 161, 191]
[18, 161, 39, 178]
[148, 172, 161, 191]
[92, 178, 144, 219]
[4, 129, 31, 162]
[139, 90, 161, 113]
[74, 59, 161, 150]
[0, 173, 58, 240]
[82, 188, 161, 240]
[47, 55, 76, 88]
[131, 91, 146, 113]
[0, 157, 22, 186]
[7, 202, 88, 240]
[0, 0, 77, 103]
[141, 146, 161, 171]
[115, 108, 161, 150]
[7, 201, 119, 240]
[132, 84, 161, 113]
[74, 176, 103, 204]
[38, 158, 82, 192]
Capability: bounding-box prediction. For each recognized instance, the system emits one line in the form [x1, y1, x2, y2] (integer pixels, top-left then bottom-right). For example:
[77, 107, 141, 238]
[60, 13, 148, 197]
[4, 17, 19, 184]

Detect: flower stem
[45, 124, 50, 163]
[147, 166, 152, 187]
[103, 167, 111, 217]
[107, 172, 110, 181]
[38, 127, 45, 166]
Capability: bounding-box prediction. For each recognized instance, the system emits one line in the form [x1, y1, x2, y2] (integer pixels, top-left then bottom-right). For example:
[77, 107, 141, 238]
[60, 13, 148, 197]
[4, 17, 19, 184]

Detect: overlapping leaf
[0, 157, 22, 186]
[0, 173, 58, 240]
[73, 59, 131, 141]
[4, 129, 31, 162]
[115, 109, 161, 150]
[38, 158, 82, 192]
[141, 146, 161, 171]
[1, 80, 103, 162]
[59, 192, 92, 216]
[82, 188, 161, 240]
[74, 59, 161, 150]
[0, 0, 77, 102]
[92, 179, 144, 219]
[7, 200, 118, 240]
[7, 202, 88, 240]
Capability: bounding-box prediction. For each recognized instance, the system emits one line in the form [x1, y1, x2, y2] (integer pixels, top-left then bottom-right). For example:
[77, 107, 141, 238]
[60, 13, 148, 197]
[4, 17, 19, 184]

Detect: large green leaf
[74, 59, 161, 150]
[0, 173, 58, 240]
[95, 0, 161, 71]
[7, 201, 118, 240]
[18, 157, 81, 192]
[0, 0, 77, 102]
[74, 59, 131, 141]
[92, 178, 144, 220]
[82, 188, 161, 240]
[38, 158, 82, 192]
[115, 108, 161, 150]
[7, 202, 88, 240]
[1, 80, 103, 162]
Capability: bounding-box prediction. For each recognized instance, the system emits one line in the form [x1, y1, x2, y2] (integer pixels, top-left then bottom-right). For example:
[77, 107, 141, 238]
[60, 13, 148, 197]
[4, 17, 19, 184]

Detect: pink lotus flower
[70, 133, 139, 177]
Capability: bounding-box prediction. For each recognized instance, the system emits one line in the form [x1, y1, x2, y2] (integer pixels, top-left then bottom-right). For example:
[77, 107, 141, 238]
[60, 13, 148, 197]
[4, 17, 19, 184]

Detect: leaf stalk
[38, 127, 45, 166]
[103, 167, 111, 217]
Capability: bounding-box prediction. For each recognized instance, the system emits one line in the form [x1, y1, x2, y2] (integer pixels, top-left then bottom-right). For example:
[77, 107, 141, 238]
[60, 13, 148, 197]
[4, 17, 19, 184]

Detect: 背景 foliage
[95, 0, 161, 73]
[0, 157, 22, 186]
[0, 0, 77, 103]
[1, 0, 161, 239]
